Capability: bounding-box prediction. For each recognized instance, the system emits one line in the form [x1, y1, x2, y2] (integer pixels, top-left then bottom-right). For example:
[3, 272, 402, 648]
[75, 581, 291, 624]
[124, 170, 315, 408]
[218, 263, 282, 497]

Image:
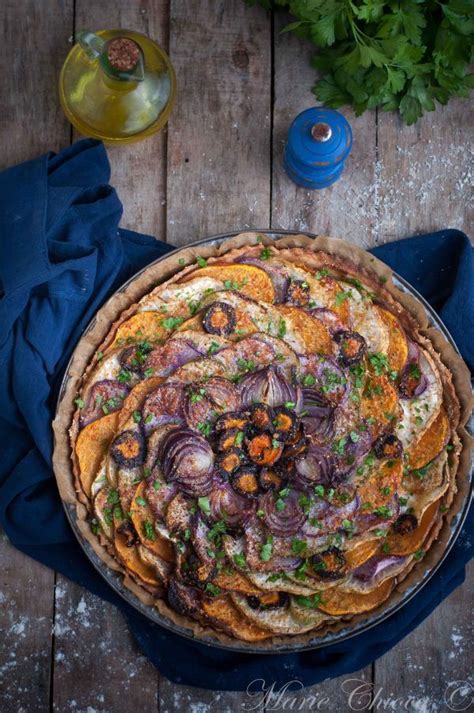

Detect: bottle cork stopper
[311, 122, 332, 142]
[107, 38, 140, 72]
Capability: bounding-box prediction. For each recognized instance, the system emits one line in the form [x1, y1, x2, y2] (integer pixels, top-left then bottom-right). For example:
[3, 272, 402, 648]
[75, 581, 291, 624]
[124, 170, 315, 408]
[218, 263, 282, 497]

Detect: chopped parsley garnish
[275, 498, 286, 512]
[260, 537, 273, 561]
[414, 549, 425, 561]
[335, 290, 352, 306]
[207, 340, 220, 355]
[233, 553, 247, 569]
[298, 495, 311, 513]
[314, 485, 325, 497]
[294, 593, 322, 609]
[197, 421, 212, 437]
[315, 269, 329, 280]
[153, 480, 162, 491]
[132, 411, 142, 424]
[135, 496, 147, 507]
[74, 397, 85, 408]
[259, 247, 272, 260]
[278, 318, 287, 338]
[118, 369, 131, 384]
[142, 521, 156, 541]
[198, 496, 211, 516]
[205, 582, 221, 596]
[107, 489, 120, 505]
[302, 373, 316, 387]
[161, 316, 184, 330]
[196, 256, 207, 267]
[291, 538, 307, 555]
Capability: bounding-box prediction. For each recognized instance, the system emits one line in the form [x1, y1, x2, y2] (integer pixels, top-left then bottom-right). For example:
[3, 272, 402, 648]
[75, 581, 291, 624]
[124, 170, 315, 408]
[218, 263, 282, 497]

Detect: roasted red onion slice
[143, 339, 202, 377]
[309, 307, 345, 334]
[142, 382, 186, 433]
[399, 361, 427, 399]
[354, 496, 400, 534]
[237, 256, 290, 303]
[209, 482, 256, 527]
[299, 355, 348, 403]
[301, 389, 335, 441]
[80, 379, 129, 427]
[159, 427, 214, 496]
[294, 446, 337, 489]
[240, 366, 302, 409]
[353, 555, 406, 583]
[184, 377, 240, 430]
[261, 490, 306, 537]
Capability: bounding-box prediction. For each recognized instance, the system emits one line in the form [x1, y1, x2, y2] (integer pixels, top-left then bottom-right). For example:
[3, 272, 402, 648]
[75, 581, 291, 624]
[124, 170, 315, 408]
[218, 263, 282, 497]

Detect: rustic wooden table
[1, 2, 473, 712]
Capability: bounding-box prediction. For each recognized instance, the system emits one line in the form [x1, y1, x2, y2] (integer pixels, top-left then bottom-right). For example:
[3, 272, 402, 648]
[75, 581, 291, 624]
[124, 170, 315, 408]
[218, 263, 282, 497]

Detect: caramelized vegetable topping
[231, 466, 260, 498]
[248, 403, 274, 432]
[373, 433, 404, 460]
[203, 302, 236, 336]
[392, 513, 418, 535]
[217, 448, 244, 475]
[111, 429, 146, 468]
[246, 591, 289, 610]
[246, 433, 283, 466]
[287, 279, 310, 307]
[259, 468, 284, 491]
[215, 412, 248, 432]
[334, 329, 367, 366]
[311, 547, 347, 580]
[272, 406, 298, 441]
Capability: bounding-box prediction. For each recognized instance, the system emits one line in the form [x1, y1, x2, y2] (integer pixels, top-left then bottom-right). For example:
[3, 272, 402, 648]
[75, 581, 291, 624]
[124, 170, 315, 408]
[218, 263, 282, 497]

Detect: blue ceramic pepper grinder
[284, 107, 353, 189]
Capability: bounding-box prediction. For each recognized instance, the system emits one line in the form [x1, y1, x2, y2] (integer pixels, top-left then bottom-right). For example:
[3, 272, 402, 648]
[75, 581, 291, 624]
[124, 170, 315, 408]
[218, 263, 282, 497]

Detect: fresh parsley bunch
[247, 0, 474, 124]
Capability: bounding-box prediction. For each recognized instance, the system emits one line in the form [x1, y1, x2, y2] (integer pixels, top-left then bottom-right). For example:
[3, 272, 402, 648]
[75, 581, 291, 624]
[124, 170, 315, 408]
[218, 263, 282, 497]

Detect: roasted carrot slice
[130, 482, 175, 562]
[376, 307, 408, 374]
[406, 407, 450, 470]
[318, 578, 393, 616]
[386, 499, 440, 556]
[179, 264, 275, 303]
[76, 413, 119, 496]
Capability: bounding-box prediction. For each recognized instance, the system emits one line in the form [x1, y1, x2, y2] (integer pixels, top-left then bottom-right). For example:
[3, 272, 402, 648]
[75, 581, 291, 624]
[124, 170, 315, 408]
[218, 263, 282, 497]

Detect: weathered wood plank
[375, 99, 473, 243]
[0, 3, 72, 712]
[271, 11, 378, 249]
[374, 561, 473, 712]
[51, 578, 159, 712]
[159, 680, 264, 713]
[166, 0, 272, 246]
[73, 0, 169, 239]
[0, 531, 54, 713]
[0, 0, 72, 169]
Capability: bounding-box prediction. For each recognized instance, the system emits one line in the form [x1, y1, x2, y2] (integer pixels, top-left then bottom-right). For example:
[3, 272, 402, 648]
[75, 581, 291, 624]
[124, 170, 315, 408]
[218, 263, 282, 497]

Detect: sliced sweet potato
[202, 595, 272, 641]
[119, 376, 163, 427]
[361, 374, 399, 438]
[318, 577, 393, 616]
[180, 264, 275, 303]
[357, 459, 403, 509]
[386, 499, 439, 556]
[130, 482, 175, 562]
[114, 521, 160, 586]
[276, 305, 334, 355]
[76, 413, 119, 496]
[376, 307, 408, 374]
[213, 569, 262, 595]
[406, 406, 450, 470]
[344, 538, 380, 569]
[110, 312, 169, 349]
[93, 487, 114, 541]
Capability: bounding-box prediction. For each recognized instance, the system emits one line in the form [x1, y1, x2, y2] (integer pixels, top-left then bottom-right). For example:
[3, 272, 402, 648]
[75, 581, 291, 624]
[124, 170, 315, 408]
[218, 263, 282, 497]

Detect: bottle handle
[76, 31, 105, 61]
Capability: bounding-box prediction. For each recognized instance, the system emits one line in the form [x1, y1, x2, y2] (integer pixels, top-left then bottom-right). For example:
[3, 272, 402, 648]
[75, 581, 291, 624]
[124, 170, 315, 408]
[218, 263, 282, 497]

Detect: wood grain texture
[0, 0, 72, 168]
[73, 0, 169, 238]
[0, 531, 54, 713]
[374, 560, 474, 712]
[375, 99, 474, 243]
[51, 577, 158, 712]
[271, 12, 378, 249]
[166, 0, 272, 245]
[0, 1, 473, 711]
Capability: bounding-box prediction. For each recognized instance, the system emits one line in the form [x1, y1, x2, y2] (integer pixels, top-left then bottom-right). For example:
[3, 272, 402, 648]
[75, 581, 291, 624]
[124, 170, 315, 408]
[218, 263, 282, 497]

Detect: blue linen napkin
[0, 139, 472, 691]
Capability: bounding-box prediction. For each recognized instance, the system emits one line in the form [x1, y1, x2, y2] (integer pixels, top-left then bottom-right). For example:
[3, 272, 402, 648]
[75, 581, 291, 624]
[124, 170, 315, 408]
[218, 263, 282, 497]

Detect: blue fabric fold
[0, 139, 472, 691]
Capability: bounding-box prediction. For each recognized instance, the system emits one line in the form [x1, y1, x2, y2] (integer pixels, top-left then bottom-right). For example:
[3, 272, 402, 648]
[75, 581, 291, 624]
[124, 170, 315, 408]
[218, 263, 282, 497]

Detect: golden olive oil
[60, 30, 176, 144]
